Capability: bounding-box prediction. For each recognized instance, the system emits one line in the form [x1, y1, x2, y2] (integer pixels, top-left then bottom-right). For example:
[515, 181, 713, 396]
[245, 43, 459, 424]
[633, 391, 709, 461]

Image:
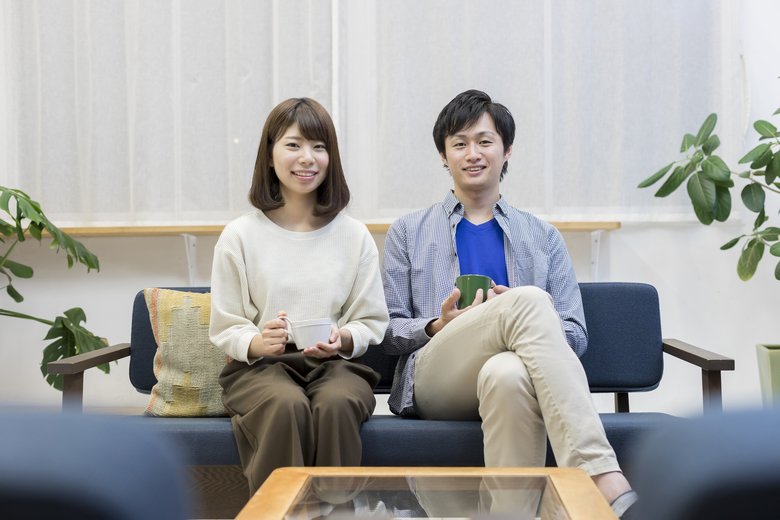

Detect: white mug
[281, 317, 333, 350]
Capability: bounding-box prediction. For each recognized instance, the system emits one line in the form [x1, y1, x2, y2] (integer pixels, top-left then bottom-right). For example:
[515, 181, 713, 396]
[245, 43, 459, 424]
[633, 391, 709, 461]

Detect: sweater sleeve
[338, 230, 390, 359]
[208, 233, 261, 363]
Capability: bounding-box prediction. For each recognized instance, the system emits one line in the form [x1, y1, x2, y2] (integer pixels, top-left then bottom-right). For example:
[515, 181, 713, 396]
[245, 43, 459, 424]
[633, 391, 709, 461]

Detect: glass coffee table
[236, 467, 616, 519]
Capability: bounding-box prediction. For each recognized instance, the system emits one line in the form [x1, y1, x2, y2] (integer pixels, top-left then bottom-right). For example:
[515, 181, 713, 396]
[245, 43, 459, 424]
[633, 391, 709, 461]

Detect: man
[380, 90, 637, 518]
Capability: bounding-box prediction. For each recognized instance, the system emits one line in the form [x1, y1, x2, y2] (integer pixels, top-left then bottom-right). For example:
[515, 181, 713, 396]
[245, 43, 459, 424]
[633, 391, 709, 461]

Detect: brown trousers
[219, 348, 379, 495]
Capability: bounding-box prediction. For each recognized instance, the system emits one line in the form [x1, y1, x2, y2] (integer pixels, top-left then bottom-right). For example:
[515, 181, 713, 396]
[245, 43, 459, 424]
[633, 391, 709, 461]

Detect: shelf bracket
[590, 230, 603, 281]
[181, 233, 197, 286]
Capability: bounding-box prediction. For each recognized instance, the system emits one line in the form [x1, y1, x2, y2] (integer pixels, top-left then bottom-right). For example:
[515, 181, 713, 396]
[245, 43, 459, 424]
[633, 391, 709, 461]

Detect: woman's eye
[286, 143, 299, 149]
[314, 144, 327, 151]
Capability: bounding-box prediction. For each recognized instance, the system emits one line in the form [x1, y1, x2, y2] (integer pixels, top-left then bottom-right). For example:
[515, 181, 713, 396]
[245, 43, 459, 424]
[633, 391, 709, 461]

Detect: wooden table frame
[237, 466, 616, 520]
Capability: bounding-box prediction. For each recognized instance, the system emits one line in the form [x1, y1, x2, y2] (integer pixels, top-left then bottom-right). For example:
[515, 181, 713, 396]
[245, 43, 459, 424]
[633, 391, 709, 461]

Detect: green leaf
[2, 259, 33, 278]
[687, 173, 716, 225]
[765, 153, 780, 185]
[741, 183, 766, 212]
[737, 239, 764, 281]
[6, 284, 23, 302]
[681, 134, 696, 152]
[0, 220, 14, 237]
[754, 208, 768, 230]
[15, 197, 43, 223]
[39, 308, 110, 389]
[0, 190, 11, 213]
[639, 162, 674, 188]
[701, 156, 731, 182]
[702, 134, 720, 155]
[655, 165, 692, 198]
[28, 222, 43, 241]
[775, 260, 780, 281]
[770, 242, 780, 257]
[720, 237, 741, 250]
[739, 143, 771, 164]
[754, 120, 778, 138]
[695, 113, 717, 146]
[762, 228, 780, 241]
[751, 148, 774, 170]
[713, 185, 732, 222]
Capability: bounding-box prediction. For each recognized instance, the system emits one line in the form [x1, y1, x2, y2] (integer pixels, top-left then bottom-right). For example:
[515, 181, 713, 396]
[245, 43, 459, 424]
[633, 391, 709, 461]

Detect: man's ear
[504, 145, 513, 161]
[440, 152, 449, 168]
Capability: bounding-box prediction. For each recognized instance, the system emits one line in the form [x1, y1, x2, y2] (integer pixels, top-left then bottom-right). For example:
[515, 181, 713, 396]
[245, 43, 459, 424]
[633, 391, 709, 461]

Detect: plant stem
[0, 237, 20, 267]
[0, 308, 54, 326]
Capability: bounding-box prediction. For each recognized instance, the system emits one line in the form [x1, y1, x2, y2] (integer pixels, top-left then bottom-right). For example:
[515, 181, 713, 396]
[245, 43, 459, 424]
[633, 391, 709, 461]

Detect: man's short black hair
[433, 89, 516, 179]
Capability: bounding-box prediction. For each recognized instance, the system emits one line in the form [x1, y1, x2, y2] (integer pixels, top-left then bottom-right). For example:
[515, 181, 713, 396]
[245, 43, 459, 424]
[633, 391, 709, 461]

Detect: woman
[209, 98, 389, 494]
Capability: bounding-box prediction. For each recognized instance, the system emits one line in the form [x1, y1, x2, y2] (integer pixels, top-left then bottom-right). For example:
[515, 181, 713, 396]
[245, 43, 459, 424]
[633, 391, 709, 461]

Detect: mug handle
[280, 316, 294, 344]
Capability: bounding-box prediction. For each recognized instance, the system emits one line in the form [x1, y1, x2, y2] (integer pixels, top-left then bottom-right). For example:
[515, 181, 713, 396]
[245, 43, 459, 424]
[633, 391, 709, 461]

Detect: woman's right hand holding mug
[248, 311, 288, 358]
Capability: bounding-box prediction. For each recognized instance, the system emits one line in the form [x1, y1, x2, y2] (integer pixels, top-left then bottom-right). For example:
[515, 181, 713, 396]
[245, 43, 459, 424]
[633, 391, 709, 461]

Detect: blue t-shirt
[455, 218, 508, 286]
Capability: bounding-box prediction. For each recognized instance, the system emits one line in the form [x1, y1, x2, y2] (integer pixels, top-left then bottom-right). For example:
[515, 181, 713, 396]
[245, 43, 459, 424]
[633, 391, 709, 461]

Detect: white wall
[2, 1, 778, 415]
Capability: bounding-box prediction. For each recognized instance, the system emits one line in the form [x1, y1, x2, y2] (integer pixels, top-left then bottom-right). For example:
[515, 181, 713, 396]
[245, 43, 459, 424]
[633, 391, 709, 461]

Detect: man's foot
[610, 490, 638, 519]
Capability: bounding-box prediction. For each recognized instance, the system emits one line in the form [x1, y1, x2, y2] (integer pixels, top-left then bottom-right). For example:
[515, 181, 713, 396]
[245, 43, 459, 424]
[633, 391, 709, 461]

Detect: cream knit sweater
[209, 210, 389, 363]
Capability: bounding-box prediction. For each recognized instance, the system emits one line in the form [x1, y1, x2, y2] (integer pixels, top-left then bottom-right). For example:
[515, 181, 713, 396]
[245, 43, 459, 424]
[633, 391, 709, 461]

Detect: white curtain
[0, 0, 744, 226]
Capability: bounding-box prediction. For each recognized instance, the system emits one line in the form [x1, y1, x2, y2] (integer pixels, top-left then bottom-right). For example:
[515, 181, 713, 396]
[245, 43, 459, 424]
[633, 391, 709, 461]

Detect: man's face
[441, 112, 512, 195]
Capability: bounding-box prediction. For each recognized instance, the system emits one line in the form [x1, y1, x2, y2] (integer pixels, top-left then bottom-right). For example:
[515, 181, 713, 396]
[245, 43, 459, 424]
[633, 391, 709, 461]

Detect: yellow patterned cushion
[143, 288, 227, 417]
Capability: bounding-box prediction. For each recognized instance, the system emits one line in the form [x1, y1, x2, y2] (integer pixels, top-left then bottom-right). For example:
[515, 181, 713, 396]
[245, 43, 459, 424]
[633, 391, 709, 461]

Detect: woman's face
[271, 122, 329, 201]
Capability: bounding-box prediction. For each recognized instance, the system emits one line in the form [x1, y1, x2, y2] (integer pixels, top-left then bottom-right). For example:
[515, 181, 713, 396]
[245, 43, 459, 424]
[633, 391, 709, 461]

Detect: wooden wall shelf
[57, 221, 621, 237]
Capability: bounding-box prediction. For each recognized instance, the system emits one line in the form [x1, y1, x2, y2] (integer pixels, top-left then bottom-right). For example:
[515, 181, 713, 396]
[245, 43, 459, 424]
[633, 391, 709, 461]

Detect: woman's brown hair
[249, 98, 350, 218]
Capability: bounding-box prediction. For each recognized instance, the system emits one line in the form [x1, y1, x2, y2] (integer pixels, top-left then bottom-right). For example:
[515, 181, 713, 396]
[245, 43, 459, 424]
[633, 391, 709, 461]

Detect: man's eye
[452, 143, 465, 148]
[480, 140, 493, 145]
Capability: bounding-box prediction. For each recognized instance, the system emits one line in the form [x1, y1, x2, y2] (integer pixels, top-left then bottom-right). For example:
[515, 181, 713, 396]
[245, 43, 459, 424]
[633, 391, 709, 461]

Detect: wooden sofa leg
[701, 369, 723, 414]
[61, 373, 84, 413]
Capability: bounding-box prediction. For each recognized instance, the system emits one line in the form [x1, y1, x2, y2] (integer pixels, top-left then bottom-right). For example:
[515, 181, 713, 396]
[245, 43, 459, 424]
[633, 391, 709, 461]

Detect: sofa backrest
[128, 282, 663, 395]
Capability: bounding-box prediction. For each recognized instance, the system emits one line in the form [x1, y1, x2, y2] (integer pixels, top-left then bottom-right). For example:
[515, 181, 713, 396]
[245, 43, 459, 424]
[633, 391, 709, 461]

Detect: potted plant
[638, 110, 780, 407]
[1, 185, 108, 390]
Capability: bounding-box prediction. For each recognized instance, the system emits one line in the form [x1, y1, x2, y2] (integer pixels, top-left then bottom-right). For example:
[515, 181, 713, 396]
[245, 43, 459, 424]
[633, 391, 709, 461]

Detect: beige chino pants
[414, 286, 620, 477]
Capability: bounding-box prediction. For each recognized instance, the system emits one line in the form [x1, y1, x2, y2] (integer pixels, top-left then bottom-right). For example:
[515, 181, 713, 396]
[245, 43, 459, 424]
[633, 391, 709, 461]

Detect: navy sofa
[48, 282, 734, 517]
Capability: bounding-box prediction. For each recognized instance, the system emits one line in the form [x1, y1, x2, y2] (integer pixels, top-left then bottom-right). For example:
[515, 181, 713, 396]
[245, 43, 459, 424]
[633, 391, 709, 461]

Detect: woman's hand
[248, 311, 288, 358]
[303, 325, 346, 359]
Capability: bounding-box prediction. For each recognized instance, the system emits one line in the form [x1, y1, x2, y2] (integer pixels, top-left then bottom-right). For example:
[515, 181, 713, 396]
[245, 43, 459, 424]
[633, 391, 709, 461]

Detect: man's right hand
[425, 287, 485, 337]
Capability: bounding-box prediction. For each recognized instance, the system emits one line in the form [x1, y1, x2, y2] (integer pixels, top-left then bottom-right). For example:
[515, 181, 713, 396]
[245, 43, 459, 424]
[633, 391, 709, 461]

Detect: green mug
[456, 274, 492, 308]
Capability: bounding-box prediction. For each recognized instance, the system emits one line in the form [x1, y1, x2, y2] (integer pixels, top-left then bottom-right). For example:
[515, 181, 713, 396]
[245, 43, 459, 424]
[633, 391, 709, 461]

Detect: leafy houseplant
[639, 109, 780, 407]
[0, 185, 108, 390]
[638, 111, 780, 281]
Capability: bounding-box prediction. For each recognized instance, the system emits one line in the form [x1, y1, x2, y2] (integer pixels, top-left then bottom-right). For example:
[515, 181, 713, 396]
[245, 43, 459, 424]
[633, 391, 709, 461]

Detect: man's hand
[487, 284, 511, 300]
[425, 287, 486, 336]
[248, 311, 288, 358]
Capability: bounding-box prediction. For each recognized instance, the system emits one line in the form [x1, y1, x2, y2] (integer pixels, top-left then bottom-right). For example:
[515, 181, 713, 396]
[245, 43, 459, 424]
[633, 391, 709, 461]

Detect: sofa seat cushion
[129, 412, 682, 474]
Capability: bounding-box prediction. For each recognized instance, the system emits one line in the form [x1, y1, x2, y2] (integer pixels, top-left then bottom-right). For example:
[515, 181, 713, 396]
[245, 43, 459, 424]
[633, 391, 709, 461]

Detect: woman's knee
[262, 389, 311, 419]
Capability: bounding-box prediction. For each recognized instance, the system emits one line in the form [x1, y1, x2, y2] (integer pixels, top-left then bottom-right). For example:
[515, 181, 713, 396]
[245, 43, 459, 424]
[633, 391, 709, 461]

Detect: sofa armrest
[47, 343, 131, 413]
[662, 338, 735, 414]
